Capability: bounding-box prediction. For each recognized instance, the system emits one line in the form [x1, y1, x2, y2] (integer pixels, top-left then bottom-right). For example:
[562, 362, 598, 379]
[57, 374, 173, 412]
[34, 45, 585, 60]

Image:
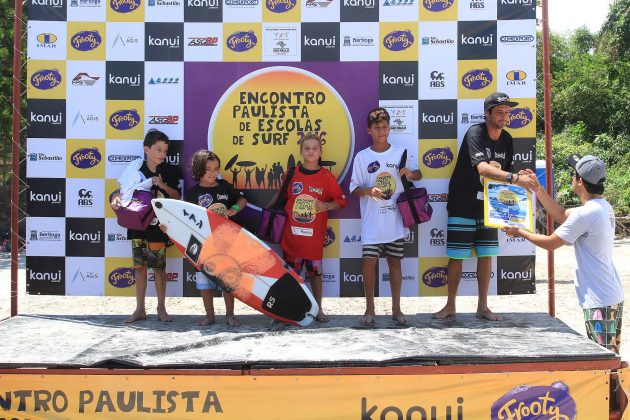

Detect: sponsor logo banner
[458, 59, 497, 99]
[497, 0, 535, 20]
[26, 216, 66, 257]
[65, 256, 105, 296]
[339, 257, 376, 297]
[340, 0, 377, 22]
[418, 99, 457, 139]
[379, 61, 417, 100]
[27, 99, 66, 139]
[29, 0, 67, 21]
[66, 140, 105, 179]
[301, 22, 340, 61]
[66, 217, 105, 257]
[457, 20, 496, 60]
[497, 255, 535, 294]
[26, 256, 65, 295]
[184, 0, 222, 22]
[145, 22, 184, 62]
[106, 23, 145, 61]
[27, 178, 66, 217]
[67, 22, 106, 61]
[66, 178, 105, 218]
[263, 25, 300, 61]
[379, 22, 418, 61]
[512, 137, 535, 172]
[106, 60, 144, 100]
[222, 23, 262, 62]
[27, 138, 66, 178]
[418, 139, 457, 179]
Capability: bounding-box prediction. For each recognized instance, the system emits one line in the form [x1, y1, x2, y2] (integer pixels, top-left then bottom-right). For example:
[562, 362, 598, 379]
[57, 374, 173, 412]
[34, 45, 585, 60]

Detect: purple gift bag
[397, 187, 433, 227]
[114, 190, 156, 231]
[256, 208, 287, 243]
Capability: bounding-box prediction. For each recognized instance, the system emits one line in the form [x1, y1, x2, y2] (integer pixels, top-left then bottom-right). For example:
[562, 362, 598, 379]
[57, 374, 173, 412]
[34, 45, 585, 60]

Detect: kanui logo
[29, 0, 66, 21]
[106, 61, 144, 100]
[145, 23, 184, 61]
[66, 218, 105, 257]
[26, 257, 65, 295]
[418, 99, 457, 139]
[27, 99, 66, 138]
[184, 0, 221, 22]
[497, 255, 535, 294]
[379, 61, 418, 100]
[340, 259, 374, 297]
[458, 20, 496, 60]
[301, 23, 340, 61]
[497, 0, 535, 20]
[165, 140, 183, 166]
[340, 0, 377, 22]
[512, 138, 535, 172]
[27, 178, 66, 217]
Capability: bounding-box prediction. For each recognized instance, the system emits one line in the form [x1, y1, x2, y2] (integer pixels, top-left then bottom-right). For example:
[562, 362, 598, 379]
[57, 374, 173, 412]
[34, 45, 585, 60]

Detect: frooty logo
[491, 382, 576, 420]
[71, 147, 101, 169]
[28, 268, 62, 282]
[110, 0, 140, 12]
[227, 31, 257, 52]
[266, 0, 296, 13]
[422, 0, 453, 11]
[383, 30, 414, 51]
[70, 30, 102, 51]
[109, 109, 141, 130]
[367, 160, 380, 174]
[507, 107, 533, 129]
[461, 68, 493, 90]
[423, 147, 453, 169]
[324, 226, 335, 247]
[422, 266, 447, 287]
[108, 267, 135, 288]
[31, 69, 62, 90]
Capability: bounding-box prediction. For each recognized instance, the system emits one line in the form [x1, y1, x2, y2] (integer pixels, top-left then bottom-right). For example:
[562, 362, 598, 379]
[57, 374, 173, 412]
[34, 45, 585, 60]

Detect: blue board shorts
[446, 217, 499, 259]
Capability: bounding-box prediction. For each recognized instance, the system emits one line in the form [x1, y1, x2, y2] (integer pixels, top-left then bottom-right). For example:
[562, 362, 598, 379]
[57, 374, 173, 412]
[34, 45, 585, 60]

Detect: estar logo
[31, 69, 62, 90]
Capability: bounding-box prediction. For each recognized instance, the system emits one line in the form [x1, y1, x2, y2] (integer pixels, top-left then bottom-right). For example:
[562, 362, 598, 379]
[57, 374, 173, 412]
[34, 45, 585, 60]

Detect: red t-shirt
[281, 166, 346, 260]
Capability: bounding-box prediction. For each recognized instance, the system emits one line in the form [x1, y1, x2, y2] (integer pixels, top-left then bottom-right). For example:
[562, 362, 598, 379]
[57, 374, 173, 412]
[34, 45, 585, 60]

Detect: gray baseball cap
[567, 154, 606, 185]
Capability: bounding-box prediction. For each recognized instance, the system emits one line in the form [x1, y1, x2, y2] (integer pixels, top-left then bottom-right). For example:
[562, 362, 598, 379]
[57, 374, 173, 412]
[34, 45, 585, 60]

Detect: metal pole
[541, 0, 555, 317]
[11, 0, 24, 317]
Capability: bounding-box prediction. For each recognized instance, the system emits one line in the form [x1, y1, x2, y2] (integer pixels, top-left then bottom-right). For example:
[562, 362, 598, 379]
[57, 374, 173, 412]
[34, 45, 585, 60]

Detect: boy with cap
[503, 155, 624, 353]
[433, 92, 536, 321]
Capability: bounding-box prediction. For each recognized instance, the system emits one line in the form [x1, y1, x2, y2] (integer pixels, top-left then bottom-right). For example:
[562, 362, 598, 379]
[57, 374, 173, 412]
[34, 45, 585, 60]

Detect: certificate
[483, 179, 535, 232]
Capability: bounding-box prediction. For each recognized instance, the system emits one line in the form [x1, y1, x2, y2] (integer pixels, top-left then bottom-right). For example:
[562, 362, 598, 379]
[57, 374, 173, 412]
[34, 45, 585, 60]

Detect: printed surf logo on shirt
[227, 31, 258, 52]
[70, 30, 102, 51]
[383, 30, 414, 52]
[422, 266, 447, 287]
[31, 69, 62, 90]
[491, 382, 576, 419]
[507, 107, 533, 129]
[462, 68, 493, 90]
[109, 109, 141, 130]
[375, 172, 395, 200]
[70, 147, 102, 169]
[291, 181, 304, 194]
[423, 147, 453, 169]
[367, 160, 380, 173]
[292, 194, 316, 223]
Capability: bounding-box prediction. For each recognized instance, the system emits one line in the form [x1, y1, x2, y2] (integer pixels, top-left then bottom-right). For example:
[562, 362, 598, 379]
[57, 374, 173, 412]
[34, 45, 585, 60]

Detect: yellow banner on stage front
[0, 370, 609, 419]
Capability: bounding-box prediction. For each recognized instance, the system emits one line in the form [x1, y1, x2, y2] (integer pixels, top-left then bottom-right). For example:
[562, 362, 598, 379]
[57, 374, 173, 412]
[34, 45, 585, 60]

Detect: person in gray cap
[433, 92, 536, 321]
[503, 154, 623, 354]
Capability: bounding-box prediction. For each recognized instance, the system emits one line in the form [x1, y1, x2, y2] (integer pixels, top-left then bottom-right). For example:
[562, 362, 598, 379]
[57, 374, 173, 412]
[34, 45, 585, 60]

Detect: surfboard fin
[262, 273, 313, 322]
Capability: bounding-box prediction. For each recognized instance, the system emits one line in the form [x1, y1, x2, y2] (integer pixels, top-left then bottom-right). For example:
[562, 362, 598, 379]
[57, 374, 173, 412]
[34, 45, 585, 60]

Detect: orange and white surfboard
[152, 198, 318, 326]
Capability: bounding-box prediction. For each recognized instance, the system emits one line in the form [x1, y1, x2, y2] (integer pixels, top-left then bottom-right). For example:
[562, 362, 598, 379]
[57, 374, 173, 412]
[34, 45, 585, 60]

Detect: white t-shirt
[349, 144, 414, 245]
[555, 198, 623, 308]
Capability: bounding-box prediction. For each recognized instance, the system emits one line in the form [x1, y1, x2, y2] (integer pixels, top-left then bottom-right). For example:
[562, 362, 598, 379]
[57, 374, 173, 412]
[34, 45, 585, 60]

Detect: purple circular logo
[422, 266, 447, 288]
[491, 382, 577, 420]
[383, 30, 414, 52]
[31, 69, 62, 90]
[109, 109, 141, 130]
[324, 226, 335, 247]
[70, 30, 102, 51]
[110, 0, 140, 13]
[108, 267, 136, 288]
[227, 31, 258, 52]
[266, 0, 296, 13]
[423, 147, 454, 169]
[461, 68, 493, 90]
[71, 147, 102, 169]
[423, 0, 454, 11]
[507, 107, 534, 129]
[367, 161, 380, 174]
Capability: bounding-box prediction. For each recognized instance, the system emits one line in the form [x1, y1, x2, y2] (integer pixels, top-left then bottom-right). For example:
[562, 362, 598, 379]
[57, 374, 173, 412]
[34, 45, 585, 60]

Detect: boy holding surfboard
[350, 108, 422, 326]
[110, 129, 181, 323]
[183, 150, 247, 326]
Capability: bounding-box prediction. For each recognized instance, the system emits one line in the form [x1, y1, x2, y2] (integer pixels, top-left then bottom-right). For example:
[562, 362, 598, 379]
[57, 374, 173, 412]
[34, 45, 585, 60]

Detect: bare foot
[125, 310, 147, 323]
[360, 312, 375, 326]
[432, 305, 456, 320]
[392, 312, 409, 325]
[476, 308, 501, 321]
[198, 314, 215, 326]
[157, 308, 172, 322]
[315, 311, 330, 323]
[226, 315, 241, 327]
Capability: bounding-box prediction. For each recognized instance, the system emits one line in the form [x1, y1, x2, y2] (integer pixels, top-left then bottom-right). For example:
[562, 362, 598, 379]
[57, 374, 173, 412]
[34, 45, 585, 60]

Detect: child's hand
[159, 223, 168, 233]
[399, 167, 413, 179]
[226, 209, 238, 217]
[110, 194, 122, 210]
[315, 200, 330, 213]
[152, 175, 166, 190]
[501, 226, 521, 238]
[369, 187, 386, 200]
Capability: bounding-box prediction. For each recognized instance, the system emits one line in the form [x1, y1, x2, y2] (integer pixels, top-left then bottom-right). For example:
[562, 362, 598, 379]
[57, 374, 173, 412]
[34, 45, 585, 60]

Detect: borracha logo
[266, 0, 296, 13]
[110, 0, 141, 13]
[423, 147, 453, 169]
[109, 267, 136, 288]
[422, 266, 447, 288]
[145, 23, 184, 61]
[109, 109, 141, 130]
[227, 31, 257, 52]
[106, 61, 144, 100]
[491, 382, 576, 419]
[70, 30, 102, 51]
[500, 34, 535, 44]
[27, 99, 66, 138]
[31, 69, 62, 90]
[458, 20, 496, 60]
[461, 68, 493, 90]
[66, 218, 105, 257]
[301, 23, 340, 61]
[26, 257, 65, 295]
[418, 99, 457, 139]
[383, 30, 414, 52]
[379, 61, 418, 100]
[27, 178, 66, 217]
[507, 107, 533, 129]
[71, 147, 102, 169]
[422, 0, 453, 11]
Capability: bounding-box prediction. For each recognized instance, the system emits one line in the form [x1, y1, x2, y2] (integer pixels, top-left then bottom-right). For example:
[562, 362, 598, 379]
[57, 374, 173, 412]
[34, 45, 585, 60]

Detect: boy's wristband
[231, 204, 241, 212]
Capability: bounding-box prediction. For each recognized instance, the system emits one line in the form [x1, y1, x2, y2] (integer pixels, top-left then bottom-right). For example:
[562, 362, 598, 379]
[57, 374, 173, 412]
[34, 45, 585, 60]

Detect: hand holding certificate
[483, 178, 535, 232]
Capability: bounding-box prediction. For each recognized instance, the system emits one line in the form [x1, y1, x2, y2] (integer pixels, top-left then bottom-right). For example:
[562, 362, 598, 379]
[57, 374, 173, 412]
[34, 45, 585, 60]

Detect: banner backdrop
[0, 370, 608, 418]
[25, 0, 537, 297]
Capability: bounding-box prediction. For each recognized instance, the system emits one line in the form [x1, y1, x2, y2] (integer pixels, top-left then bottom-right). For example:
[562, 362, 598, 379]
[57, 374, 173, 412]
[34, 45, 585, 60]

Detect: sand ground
[2, 240, 630, 361]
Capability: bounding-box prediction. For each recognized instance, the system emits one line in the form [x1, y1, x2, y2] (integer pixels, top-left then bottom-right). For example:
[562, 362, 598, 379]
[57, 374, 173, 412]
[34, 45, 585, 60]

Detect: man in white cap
[503, 154, 623, 354]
